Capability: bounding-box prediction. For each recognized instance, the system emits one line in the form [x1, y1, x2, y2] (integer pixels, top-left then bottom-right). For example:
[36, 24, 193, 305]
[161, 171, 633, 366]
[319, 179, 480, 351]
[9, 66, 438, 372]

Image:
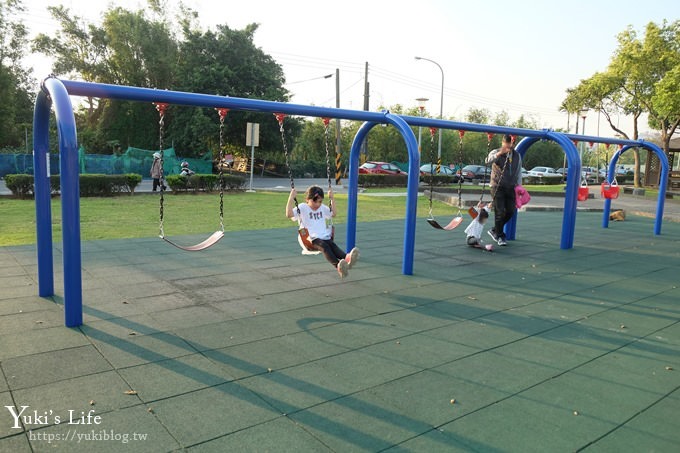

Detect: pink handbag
[515, 185, 531, 209]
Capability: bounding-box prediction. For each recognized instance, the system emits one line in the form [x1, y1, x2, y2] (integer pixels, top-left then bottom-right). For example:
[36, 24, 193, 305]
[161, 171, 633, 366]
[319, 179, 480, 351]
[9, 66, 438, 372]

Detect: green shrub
[420, 175, 457, 186]
[4, 173, 142, 197]
[4, 174, 33, 198]
[357, 174, 408, 187]
[166, 174, 245, 193]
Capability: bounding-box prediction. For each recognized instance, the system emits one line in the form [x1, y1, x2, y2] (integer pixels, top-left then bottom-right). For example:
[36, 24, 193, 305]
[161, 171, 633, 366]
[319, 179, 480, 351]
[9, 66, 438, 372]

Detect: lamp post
[416, 97, 428, 155]
[415, 57, 444, 166]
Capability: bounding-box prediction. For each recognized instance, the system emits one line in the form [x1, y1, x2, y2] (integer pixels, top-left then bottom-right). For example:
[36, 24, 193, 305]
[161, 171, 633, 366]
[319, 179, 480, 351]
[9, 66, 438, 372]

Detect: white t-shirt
[292, 203, 332, 240]
[464, 207, 489, 239]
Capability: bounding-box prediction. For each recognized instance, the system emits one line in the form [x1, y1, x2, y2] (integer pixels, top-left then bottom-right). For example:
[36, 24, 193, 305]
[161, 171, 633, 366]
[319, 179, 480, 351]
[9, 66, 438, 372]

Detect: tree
[562, 21, 680, 187]
[172, 22, 294, 157]
[34, 5, 179, 151]
[0, 0, 33, 149]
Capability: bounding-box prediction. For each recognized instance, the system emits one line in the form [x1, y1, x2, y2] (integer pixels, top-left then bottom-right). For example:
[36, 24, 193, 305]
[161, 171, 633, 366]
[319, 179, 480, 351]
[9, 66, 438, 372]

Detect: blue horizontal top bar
[60, 79, 389, 123]
[57, 78, 641, 146]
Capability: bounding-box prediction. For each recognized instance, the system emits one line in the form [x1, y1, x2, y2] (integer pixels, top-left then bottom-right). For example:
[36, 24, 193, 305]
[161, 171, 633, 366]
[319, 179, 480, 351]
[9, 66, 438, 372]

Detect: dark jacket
[486, 148, 522, 189]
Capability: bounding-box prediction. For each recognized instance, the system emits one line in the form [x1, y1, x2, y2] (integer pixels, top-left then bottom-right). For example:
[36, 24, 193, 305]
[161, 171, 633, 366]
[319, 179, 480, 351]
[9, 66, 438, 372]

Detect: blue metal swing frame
[33, 78, 669, 327]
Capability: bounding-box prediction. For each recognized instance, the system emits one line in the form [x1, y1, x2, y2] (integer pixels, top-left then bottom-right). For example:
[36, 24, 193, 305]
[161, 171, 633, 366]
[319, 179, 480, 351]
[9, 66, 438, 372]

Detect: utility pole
[335, 68, 342, 184]
[362, 62, 369, 160]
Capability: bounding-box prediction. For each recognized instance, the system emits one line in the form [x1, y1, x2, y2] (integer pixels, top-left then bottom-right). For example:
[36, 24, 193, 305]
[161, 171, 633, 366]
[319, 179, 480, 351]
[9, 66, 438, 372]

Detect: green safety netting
[0, 146, 213, 177]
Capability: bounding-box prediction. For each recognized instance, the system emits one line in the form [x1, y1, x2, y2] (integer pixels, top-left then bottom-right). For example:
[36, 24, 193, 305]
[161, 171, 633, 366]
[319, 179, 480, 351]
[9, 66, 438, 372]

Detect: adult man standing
[486, 134, 522, 246]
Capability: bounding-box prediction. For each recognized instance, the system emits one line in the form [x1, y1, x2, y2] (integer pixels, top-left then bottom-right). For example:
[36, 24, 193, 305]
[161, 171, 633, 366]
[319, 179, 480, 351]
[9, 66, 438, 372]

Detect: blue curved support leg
[33, 91, 54, 297]
[346, 121, 376, 253]
[642, 142, 669, 235]
[43, 78, 82, 327]
[547, 132, 581, 249]
[384, 113, 420, 275]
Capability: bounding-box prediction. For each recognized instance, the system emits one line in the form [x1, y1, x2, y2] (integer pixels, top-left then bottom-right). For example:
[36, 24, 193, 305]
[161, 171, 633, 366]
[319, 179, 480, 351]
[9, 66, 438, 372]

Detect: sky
[20, 0, 678, 137]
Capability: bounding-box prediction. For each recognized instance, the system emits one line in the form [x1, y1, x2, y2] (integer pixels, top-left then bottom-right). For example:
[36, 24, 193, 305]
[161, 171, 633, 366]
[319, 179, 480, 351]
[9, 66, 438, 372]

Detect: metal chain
[479, 133, 493, 203]
[276, 113, 300, 215]
[217, 109, 228, 232]
[427, 127, 437, 218]
[322, 118, 333, 209]
[456, 130, 465, 209]
[155, 103, 167, 238]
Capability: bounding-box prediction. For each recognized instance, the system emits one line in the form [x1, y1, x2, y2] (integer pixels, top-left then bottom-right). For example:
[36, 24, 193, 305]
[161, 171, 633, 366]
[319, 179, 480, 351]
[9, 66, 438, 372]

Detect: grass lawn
[0, 191, 455, 246]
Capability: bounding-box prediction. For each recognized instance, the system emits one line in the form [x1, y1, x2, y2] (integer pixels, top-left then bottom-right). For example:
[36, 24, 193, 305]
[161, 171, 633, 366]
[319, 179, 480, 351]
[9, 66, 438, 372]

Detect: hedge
[420, 175, 458, 186]
[4, 174, 142, 198]
[165, 174, 246, 193]
[357, 174, 408, 187]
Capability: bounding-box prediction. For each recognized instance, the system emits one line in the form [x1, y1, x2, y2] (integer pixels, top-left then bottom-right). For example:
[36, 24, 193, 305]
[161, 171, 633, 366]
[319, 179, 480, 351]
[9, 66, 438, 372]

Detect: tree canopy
[562, 20, 680, 186]
[0, 0, 34, 149]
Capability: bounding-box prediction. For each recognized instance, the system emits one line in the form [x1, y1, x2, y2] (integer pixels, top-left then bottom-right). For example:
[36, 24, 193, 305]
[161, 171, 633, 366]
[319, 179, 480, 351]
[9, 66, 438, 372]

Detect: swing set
[33, 77, 670, 327]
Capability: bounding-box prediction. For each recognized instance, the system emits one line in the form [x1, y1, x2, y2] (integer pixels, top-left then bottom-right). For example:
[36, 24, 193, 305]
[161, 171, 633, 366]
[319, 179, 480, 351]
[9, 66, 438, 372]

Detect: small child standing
[286, 185, 359, 278]
[465, 204, 493, 251]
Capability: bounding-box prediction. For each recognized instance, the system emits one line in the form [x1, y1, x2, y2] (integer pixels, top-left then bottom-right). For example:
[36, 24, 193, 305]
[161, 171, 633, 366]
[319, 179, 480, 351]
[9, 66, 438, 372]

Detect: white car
[527, 166, 561, 178]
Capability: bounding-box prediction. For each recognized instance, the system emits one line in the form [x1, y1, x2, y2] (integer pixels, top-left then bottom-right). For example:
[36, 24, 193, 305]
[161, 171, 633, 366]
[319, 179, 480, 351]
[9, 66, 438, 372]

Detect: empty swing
[427, 129, 465, 230]
[600, 144, 620, 200]
[153, 103, 226, 251]
[276, 114, 335, 255]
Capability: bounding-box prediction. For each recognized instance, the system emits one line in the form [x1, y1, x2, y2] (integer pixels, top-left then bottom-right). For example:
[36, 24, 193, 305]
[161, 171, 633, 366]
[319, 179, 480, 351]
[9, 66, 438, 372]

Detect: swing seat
[298, 234, 320, 255]
[427, 215, 463, 230]
[601, 180, 619, 199]
[468, 206, 479, 219]
[577, 185, 590, 202]
[162, 230, 224, 252]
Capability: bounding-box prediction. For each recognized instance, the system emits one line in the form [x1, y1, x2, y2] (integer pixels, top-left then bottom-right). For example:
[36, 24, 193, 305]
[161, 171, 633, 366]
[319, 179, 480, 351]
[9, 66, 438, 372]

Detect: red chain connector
[588, 141, 594, 148]
[486, 132, 494, 142]
[458, 130, 465, 139]
[216, 108, 229, 119]
[429, 127, 437, 137]
[572, 139, 579, 147]
[322, 117, 330, 127]
[154, 102, 169, 115]
[274, 113, 286, 125]
[618, 144, 624, 150]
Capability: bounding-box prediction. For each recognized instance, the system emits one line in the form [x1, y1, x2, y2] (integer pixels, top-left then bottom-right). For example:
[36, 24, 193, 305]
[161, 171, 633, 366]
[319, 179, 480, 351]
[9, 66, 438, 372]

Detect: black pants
[492, 185, 516, 238]
[311, 238, 346, 267]
[152, 178, 165, 191]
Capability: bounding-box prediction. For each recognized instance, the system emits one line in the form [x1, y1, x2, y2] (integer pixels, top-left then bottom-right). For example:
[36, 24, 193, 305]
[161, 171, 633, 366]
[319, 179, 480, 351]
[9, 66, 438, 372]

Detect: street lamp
[416, 97, 429, 155]
[415, 56, 444, 165]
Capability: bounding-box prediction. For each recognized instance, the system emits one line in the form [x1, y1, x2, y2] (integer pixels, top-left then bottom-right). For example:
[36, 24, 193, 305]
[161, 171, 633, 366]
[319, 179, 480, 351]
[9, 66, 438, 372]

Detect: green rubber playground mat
[0, 212, 679, 452]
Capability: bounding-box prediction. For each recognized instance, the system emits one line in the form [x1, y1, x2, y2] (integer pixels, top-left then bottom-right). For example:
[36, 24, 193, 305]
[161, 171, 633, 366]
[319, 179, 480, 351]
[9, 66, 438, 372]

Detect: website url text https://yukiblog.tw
[29, 429, 148, 444]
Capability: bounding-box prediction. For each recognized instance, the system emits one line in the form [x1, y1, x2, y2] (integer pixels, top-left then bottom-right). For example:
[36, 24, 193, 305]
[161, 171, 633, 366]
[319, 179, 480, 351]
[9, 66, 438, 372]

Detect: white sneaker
[337, 259, 349, 278]
[346, 248, 360, 268]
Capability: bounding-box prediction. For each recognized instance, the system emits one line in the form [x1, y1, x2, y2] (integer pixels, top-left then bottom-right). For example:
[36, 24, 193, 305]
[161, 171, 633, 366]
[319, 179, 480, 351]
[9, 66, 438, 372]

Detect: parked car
[359, 161, 407, 176]
[521, 167, 529, 178]
[459, 164, 491, 182]
[581, 166, 597, 182]
[555, 167, 568, 176]
[527, 166, 561, 178]
[419, 164, 458, 178]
